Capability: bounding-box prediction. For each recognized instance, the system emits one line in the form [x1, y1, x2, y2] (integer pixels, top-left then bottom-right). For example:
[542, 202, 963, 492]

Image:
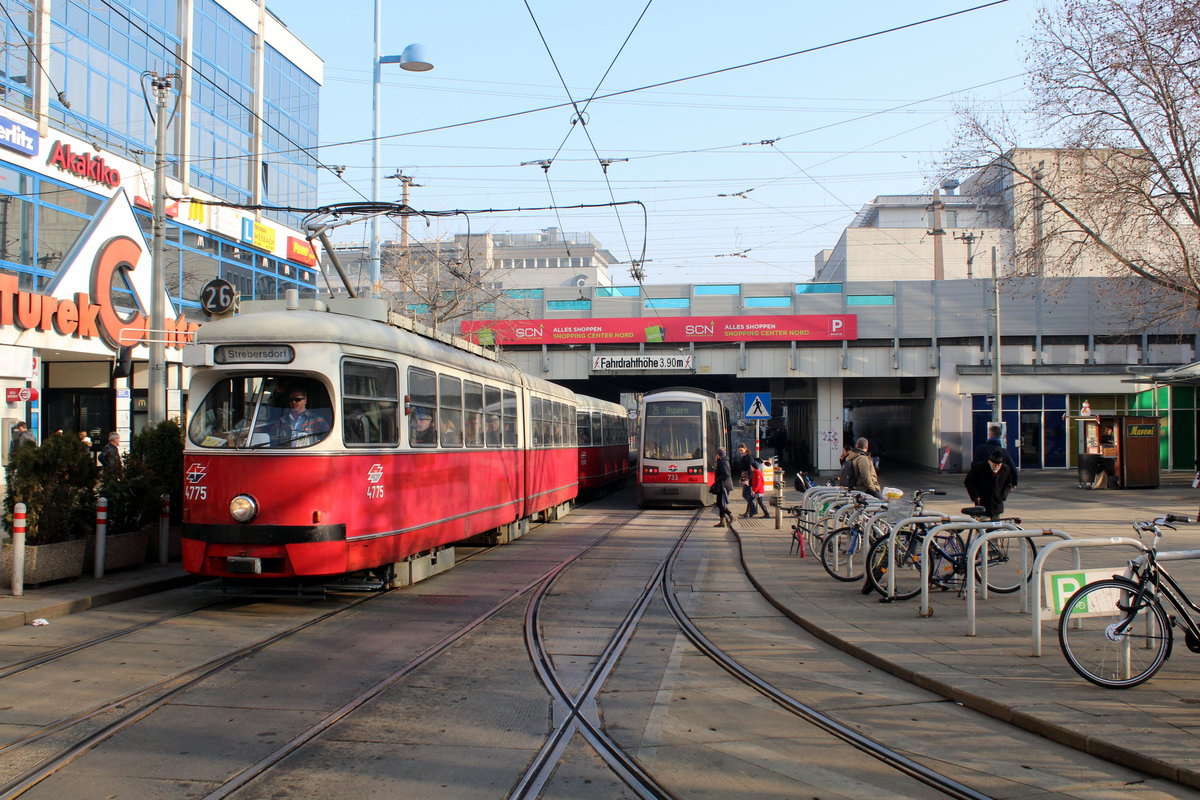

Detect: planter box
[85, 531, 149, 572]
[1, 538, 87, 587]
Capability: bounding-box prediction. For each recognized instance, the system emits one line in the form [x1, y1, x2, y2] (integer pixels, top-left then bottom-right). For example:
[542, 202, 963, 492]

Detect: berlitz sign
[47, 141, 121, 188]
[0, 116, 37, 157]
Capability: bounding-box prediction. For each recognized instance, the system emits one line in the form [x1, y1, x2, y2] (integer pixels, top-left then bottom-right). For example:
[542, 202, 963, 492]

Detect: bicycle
[819, 493, 890, 582]
[864, 502, 1036, 600]
[1058, 513, 1195, 688]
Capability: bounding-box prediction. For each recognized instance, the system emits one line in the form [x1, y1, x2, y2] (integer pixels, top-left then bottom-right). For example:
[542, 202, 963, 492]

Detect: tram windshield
[188, 375, 332, 449]
[642, 400, 703, 460]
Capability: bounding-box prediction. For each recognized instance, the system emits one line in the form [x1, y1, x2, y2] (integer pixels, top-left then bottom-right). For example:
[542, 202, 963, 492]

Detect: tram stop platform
[736, 466, 1200, 790]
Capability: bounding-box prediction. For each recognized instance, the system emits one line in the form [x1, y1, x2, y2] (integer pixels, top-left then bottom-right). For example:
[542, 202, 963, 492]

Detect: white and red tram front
[181, 302, 578, 581]
[635, 388, 725, 508]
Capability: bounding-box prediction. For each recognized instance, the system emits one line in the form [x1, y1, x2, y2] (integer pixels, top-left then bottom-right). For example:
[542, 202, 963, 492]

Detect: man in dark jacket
[964, 449, 1015, 519]
[972, 423, 1018, 487]
[8, 421, 35, 462]
[98, 431, 122, 473]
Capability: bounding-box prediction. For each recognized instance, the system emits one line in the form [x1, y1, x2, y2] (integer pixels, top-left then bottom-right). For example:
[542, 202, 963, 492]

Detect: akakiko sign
[462, 314, 857, 346]
[47, 141, 121, 188]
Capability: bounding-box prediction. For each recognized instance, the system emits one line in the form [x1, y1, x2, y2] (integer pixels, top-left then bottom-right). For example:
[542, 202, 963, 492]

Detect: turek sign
[3, 189, 198, 350]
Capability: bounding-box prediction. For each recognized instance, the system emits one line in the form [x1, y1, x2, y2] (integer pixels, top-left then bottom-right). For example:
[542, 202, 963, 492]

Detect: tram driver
[275, 388, 331, 447]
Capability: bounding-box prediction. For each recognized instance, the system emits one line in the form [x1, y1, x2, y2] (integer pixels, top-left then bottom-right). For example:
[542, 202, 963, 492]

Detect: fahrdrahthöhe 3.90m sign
[461, 314, 856, 346]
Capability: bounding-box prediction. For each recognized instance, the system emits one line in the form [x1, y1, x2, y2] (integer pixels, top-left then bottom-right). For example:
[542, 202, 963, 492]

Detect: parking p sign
[1043, 569, 1118, 617]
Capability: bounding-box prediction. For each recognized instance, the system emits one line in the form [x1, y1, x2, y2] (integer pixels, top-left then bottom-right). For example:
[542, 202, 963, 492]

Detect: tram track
[0, 538, 517, 796]
[511, 508, 993, 799]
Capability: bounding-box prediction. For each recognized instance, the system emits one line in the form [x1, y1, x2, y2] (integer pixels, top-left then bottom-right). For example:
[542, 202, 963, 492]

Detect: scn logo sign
[513, 326, 544, 339]
[684, 323, 714, 336]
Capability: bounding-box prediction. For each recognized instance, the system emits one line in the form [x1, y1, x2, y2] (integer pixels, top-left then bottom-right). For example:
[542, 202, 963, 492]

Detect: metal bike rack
[918, 520, 1023, 617]
[1028, 537, 1148, 656]
[874, 513, 969, 600]
[964, 528, 1073, 636]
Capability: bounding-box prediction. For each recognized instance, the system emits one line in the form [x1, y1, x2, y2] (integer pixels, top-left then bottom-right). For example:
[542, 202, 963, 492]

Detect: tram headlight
[229, 494, 259, 523]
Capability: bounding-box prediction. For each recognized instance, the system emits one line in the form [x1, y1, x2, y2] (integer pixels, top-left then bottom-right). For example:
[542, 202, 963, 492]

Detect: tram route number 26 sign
[200, 279, 238, 316]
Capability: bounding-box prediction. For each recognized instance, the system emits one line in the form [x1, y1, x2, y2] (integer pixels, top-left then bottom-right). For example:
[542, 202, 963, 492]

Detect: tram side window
[342, 360, 398, 446]
[408, 367, 438, 446]
[439, 375, 463, 447]
[464, 381, 483, 447]
[551, 401, 563, 446]
[577, 410, 592, 445]
[484, 386, 502, 447]
[530, 397, 543, 447]
[502, 389, 517, 446]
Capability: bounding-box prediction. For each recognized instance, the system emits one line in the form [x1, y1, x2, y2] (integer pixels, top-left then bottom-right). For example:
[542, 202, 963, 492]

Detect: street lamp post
[991, 246, 1002, 426]
[370, 1, 432, 297]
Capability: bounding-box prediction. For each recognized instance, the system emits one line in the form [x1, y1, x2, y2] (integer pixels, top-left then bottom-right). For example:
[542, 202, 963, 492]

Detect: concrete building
[0, 1, 322, 452]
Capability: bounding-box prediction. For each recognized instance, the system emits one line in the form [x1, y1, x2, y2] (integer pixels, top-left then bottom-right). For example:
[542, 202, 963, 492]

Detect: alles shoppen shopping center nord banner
[460, 314, 857, 346]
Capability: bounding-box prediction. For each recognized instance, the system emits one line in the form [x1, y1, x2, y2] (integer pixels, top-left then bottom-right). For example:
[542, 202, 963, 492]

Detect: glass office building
[0, 0, 322, 447]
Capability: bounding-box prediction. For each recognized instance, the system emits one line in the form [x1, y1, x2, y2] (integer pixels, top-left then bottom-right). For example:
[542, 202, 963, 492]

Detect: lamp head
[399, 43, 433, 71]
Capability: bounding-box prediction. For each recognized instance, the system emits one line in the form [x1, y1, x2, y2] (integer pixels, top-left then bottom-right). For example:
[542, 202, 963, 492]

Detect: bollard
[94, 497, 108, 580]
[11, 502, 26, 597]
[775, 460, 784, 529]
[159, 493, 170, 565]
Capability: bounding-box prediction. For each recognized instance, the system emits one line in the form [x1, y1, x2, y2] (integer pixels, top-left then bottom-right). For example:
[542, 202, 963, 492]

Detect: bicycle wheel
[977, 537, 1039, 594]
[865, 534, 923, 600]
[819, 526, 865, 582]
[1058, 578, 1172, 688]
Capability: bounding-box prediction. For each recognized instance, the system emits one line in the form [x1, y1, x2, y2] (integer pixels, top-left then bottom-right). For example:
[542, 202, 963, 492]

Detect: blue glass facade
[0, 160, 318, 304]
[0, 0, 320, 225]
[190, 0, 253, 204]
[262, 45, 318, 229]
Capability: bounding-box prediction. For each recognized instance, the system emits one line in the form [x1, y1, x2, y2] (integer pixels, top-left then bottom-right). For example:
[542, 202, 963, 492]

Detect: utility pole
[148, 72, 174, 426]
[927, 187, 945, 280]
[954, 231, 980, 279]
[991, 246, 1002, 426]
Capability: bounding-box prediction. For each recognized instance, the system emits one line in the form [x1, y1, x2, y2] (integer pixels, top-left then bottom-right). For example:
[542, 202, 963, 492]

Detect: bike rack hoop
[919, 520, 1023, 618]
[964, 528, 1073, 636]
[1029, 536, 1149, 657]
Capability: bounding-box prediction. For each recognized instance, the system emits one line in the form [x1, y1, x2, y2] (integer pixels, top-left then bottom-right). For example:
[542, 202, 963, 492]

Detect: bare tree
[380, 235, 512, 331]
[947, 0, 1200, 318]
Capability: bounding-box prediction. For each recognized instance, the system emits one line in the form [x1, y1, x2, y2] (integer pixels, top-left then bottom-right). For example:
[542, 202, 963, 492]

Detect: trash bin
[1078, 453, 1101, 487]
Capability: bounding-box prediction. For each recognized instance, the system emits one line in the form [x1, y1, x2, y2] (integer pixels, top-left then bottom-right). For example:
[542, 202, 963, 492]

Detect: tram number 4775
[185, 485, 207, 500]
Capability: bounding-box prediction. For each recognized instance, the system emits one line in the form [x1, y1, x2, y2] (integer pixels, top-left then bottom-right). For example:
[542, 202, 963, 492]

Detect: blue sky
[275, 0, 1039, 285]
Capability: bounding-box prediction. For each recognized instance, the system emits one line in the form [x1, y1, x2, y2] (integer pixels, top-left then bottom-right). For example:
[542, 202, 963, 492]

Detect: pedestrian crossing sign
[744, 393, 771, 419]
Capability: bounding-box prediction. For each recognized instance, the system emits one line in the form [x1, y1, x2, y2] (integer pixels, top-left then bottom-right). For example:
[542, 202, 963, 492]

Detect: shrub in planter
[4, 434, 97, 543]
[99, 420, 184, 532]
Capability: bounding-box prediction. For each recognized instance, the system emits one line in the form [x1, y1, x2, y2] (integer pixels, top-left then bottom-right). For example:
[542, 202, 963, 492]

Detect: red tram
[575, 394, 632, 494]
[180, 297, 579, 586]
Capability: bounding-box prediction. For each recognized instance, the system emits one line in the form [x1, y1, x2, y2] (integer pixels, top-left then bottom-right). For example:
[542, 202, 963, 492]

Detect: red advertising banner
[461, 314, 856, 345]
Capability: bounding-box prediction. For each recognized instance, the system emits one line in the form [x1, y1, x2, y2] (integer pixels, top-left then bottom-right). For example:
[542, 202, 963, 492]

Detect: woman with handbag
[712, 447, 735, 529]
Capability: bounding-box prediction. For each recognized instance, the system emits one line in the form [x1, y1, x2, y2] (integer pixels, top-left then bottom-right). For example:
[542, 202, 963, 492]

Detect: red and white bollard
[94, 497, 108, 579]
[11, 502, 26, 596]
[159, 494, 170, 566]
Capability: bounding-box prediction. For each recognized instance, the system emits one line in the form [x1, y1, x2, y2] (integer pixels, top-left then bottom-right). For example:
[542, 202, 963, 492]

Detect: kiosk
[1076, 415, 1160, 489]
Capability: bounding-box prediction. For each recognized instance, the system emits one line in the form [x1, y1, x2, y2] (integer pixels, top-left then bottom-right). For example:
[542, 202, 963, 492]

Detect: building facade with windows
[0, 0, 321, 456]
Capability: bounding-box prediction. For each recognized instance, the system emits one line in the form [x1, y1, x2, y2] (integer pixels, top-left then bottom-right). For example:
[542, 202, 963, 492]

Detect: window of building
[847, 295, 894, 306]
[504, 289, 543, 299]
[595, 286, 640, 298]
[796, 282, 842, 294]
[744, 296, 790, 307]
[645, 298, 689, 309]
[694, 285, 740, 295]
[547, 300, 591, 311]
